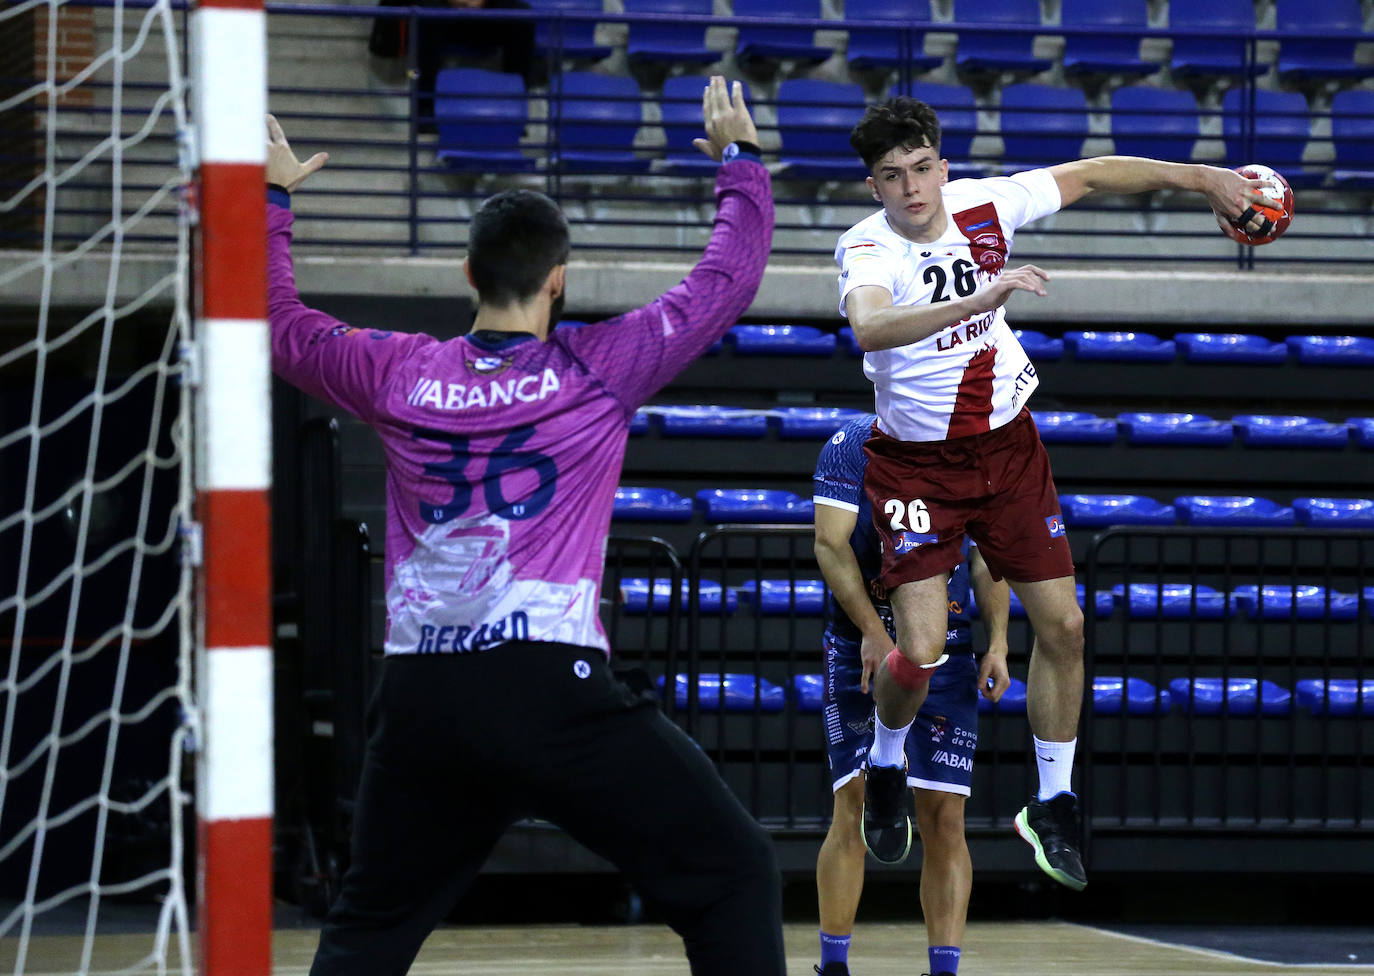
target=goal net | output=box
[0,0,211,972]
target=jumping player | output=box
[812,414,1010,976]
[835,96,1271,890]
[264,78,785,975]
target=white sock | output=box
[868,713,914,768]
[1034,735,1076,800]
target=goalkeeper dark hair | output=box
[468,190,571,307]
[849,96,942,171]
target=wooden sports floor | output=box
[7,920,1371,975]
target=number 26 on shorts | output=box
[884,497,931,533]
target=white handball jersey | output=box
[835,168,1062,443]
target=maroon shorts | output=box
[862,408,1073,586]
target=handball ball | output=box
[1220,164,1294,246]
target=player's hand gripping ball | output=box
[1220,164,1294,246]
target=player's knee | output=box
[1039,603,1084,657]
[916,798,966,850]
[890,632,944,667]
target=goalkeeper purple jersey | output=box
[267,161,772,657]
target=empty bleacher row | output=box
[422,0,1374,183]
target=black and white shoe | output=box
[814,964,849,976]
[1014,791,1087,890]
[861,760,912,864]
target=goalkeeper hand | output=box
[265,114,328,192]
[692,75,760,162]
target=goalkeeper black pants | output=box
[308,641,786,976]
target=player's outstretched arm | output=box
[969,547,1010,703]
[560,75,773,409]
[847,264,1049,353]
[1048,156,1269,222]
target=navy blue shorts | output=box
[822,632,979,795]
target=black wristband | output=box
[734,141,761,157]
[267,182,290,196]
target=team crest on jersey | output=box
[952,202,1007,274]
[929,715,949,742]
[467,354,514,377]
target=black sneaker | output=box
[814,964,849,976]
[1014,791,1087,890]
[861,761,912,864]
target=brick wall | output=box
[33,2,96,108]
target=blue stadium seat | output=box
[530,0,612,61]
[1112,583,1229,620]
[659,673,786,712]
[1093,676,1172,716]
[1175,495,1296,526]
[1230,585,1360,621]
[792,673,826,713]
[613,486,693,521]
[434,69,534,172]
[775,79,869,180]
[1287,334,1374,366]
[977,676,1028,714]
[625,0,719,65]
[735,578,827,616]
[1013,329,1064,361]
[1294,497,1374,527]
[734,0,831,65]
[696,488,813,523]
[1059,494,1176,527]
[1220,88,1323,189]
[1232,415,1350,449]
[1169,0,1263,79]
[888,82,982,179]
[1117,412,1234,446]
[1031,411,1118,444]
[1063,330,1176,362]
[1330,89,1374,190]
[1174,332,1288,365]
[1348,417,1374,448]
[660,76,751,176]
[838,327,863,357]
[1061,0,1158,78]
[1109,86,1198,162]
[1168,677,1293,717]
[620,578,735,614]
[773,407,870,440]
[548,72,649,173]
[847,0,941,72]
[999,84,1089,169]
[657,406,769,438]
[952,0,1053,74]
[630,409,650,435]
[1295,678,1374,716]
[1276,0,1374,82]
[729,324,836,356]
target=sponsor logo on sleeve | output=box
[1045,514,1066,539]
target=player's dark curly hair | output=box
[849,97,942,171]
[468,190,571,307]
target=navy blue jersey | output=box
[813,415,973,646]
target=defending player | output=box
[812,414,1010,976]
[264,78,785,975]
[835,96,1272,890]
